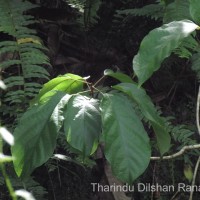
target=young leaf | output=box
[104,69,134,83]
[31,74,84,104]
[64,95,101,156]
[190,0,200,25]
[114,83,170,155]
[11,92,71,178]
[133,20,198,86]
[101,93,151,183]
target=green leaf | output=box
[104,69,134,83]
[100,93,151,183]
[133,20,198,86]
[31,74,84,104]
[113,83,171,155]
[64,95,101,156]
[11,92,71,178]
[190,0,200,25]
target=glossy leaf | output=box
[104,69,134,83]
[64,95,101,156]
[31,74,84,104]
[133,20,198,86]
[190,0,200,25]
[114,83,170,155]
[11,92,71,178]
[101,93,151,183]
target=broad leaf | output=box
[114,83,170,155]
[133,20,198,86]
[104,69,134,83]
[31,74,84,104]
[11,92,71,178]
[64,95,101,156]
[190,0,200,25]
[101,93,151,183]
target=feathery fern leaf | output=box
[115,3,164,21]
[65,0,84,12]
[0,0,50,120]
[163,0,192,23]
[66,0,101,28]
[173,35,198,59]
[191,51,200,80]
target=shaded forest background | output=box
[1,0,200,200]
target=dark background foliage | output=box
[1,0,199,199]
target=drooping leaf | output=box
[100,93,151,183]
[104,69,134,83]
[64,95,101,156]
[31,74,84,104]
[133,20,198,86]
[190,0,200,25]
[114,83,170,155]
[11,92,71,178]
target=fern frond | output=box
[191,51,200,80]
[115,3,164,21]
[163,0,191,23]
[65,0,84,12]
[173,35,198,59]
[66,0,101,28]
[84,0,101,27]
[0,0,50,121]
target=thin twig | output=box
[0,164,17,200]
[196,86,200,137]
[189,157,200,200]
[150,144,200,160]
[189,86,200,200]
[170,190,179,200]
[93,75,105,87]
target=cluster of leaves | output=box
[8,0,200,186]
[0,0,50,123]
[11,71,171,184]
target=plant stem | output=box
[189,156,200,200]
[0,164,17,200]
[189,86,200,200]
